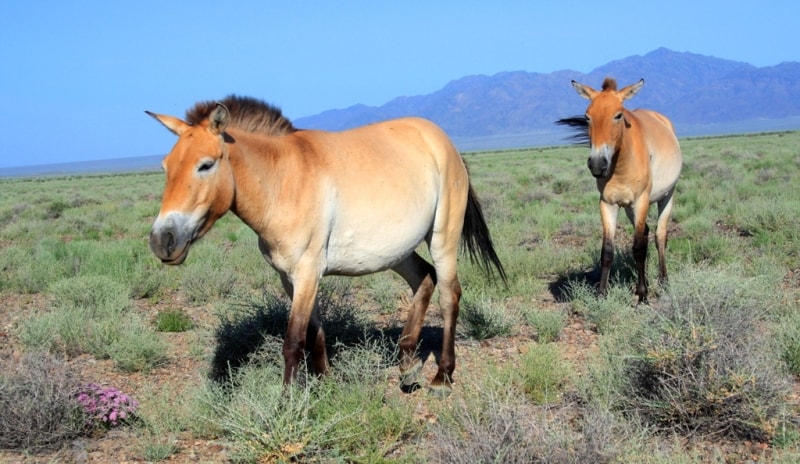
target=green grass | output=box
[518,343,568,404]
[154,308,195,332]
[524,308,566,343]
[2,131,800,459]
[19,275,167,372]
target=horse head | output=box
[571,78,643,178]
[146,104,235,265]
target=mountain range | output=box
[295,48,800,150]
[4,48,799,177]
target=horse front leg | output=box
[281,268,324,384]
[598,201,619,297]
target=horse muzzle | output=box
[587,146,612,178]
[149,213,199,265]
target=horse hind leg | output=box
[655,191,676,284]
[306,302,328,375]
[427,229,463,397]
[391,252,436,392]
[430,274,461,397]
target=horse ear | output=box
[145,111,189,136]
[209,103,229,136]
[571,80,596,100]
[619,79,645,101]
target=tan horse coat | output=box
[566,78,682,302]
[147,96,505,393]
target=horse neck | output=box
[611,115,646,176]
[225,130,283,231]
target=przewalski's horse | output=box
[146,95,506,394]
[557,78,682,303]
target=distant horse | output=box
[146,95,506,394]
[557,78,682,303]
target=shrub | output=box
[198,330,420,462]
[107,325,169,373]
[429,376,621,463]
[525,308,566,343]
[620,267,791,441]
[48,274,129,313]
[0,352,85,451]
[20,275,167,372]
[460,295,517,340]
[775,311,800,376]
[200,363,354,462]
[520,343,568,404]
[179,244,237,304]
[566,280,644,339]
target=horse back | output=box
[280,118,468,275]
[295,117,467,196]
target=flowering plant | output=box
[75,383,139,427]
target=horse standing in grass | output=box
[558,78,682,303]
[146,95,506,394]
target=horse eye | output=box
[614,112,624,121]
[197,160,216,173]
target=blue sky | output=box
[1,1,798,168]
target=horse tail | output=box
[462,184,508,284]
[555,116,590,146]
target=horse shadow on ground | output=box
[210,252,641,386]
[209,289,443,392]
[547,251,639,303]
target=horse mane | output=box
[556,77,619,145]
[555,116,590,146]
[601,77,617,91]
[185,95,297,136]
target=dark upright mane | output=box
[186,95,297,136]
[555,116,590,146]
[601,77,617,91]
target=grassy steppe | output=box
[1,131,799,462]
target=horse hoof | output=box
[400,381,422,394]
[398,360,422,391]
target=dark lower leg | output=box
[306,309,328,375]
[431,279,462,389]
[598,238,614,297]
[393,254,436,386]
[633,228,649,303]
[657,236,668,283]
[398,274,434,380]
[282,337,304,384]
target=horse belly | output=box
[323,195,435,276]
[649,153,682,203]
[324,223,430,276]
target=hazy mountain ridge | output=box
[5,48,799,177]
[295,48,800,138]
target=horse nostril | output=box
[150,226,177,257]
[165,231,175,254]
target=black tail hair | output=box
[462,185,508,284]
[555,116,590,146]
